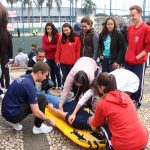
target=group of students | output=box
[11,5,150,112]
[1,57,149,149]
[0,1,150,149]
[41,17,98,88]
[41,5,150,111]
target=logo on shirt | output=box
[135,36,139,43]
[16,77,24,83]
[35,97,38,101]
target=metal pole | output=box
[32,0,33,33]
[41,6,43,33]
[70,0,71,24]
[59,7,61,30]
[110,0,112,16]
[22,1,25,51]
[143,0,146,21]
[72,0,74,25]
[75,0,77,23]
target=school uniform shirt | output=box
[42,32,60,60]
[125,23,150,65]
[59,57,98,104]
[90,91,149,150]
[110,68,139,93]
[2,74,37,119]
[15,52,29,67]
[55,36,81,65]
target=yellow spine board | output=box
[45,108,107,149]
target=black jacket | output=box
[99,31,126,65]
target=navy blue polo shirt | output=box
[2,74,37,118]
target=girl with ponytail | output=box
[89,72,148,150]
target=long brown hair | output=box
[97,72,117,93]
[61,23,77,44]
[0,2,9,56]
[74,71,90,93]
[101,17,117,39]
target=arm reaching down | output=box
[68,89,94,124]
[30,103,55,126]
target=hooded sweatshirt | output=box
[90,91,148,150]
[74,22,82,35]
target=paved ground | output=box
[0,67,150,150]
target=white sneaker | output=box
[8,122,23,131]
[32,123,53,134]
[0,94,4,99]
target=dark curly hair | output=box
[44,22,58,42]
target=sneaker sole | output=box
[32,127,53,134]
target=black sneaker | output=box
[0,89,3,95]
[134,101,141,110]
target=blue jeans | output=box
[101,58,114,73]
[37,90,60,108]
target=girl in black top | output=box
[99,17,125,72]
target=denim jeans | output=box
[37,90,60,108]
[101,58,114,73]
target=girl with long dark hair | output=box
[55,23,81,85]
[42,22,61,88]
[89,72,148,149]
[99,17,125,72]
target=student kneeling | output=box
[89,72,148,150]
[1,62,55,134]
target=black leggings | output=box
[3,94,46,128]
